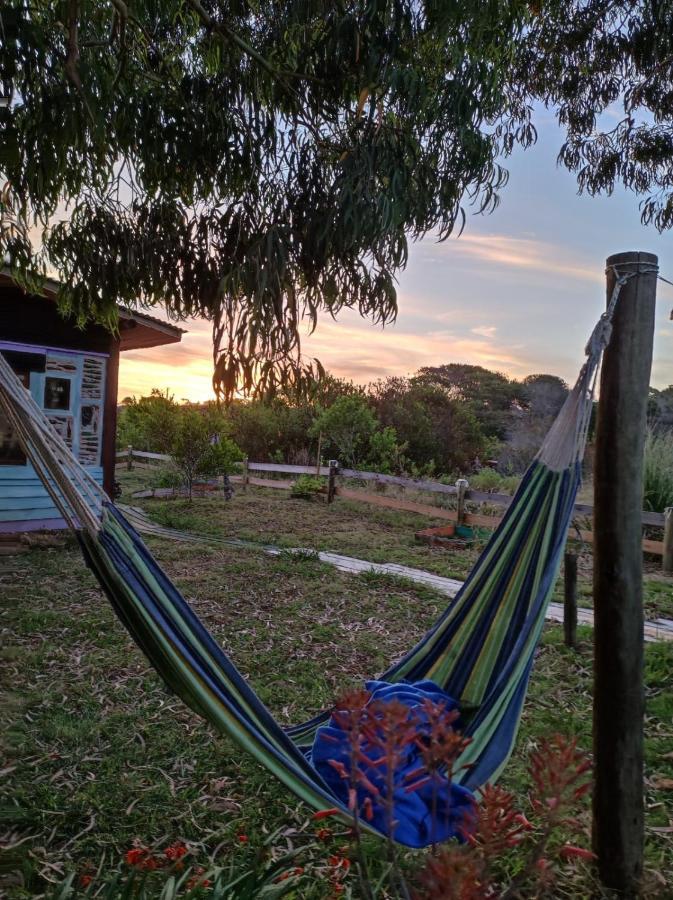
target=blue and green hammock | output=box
[0,286,626,848]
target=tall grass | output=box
[643,428,673,512]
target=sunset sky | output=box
[118,111,673,401]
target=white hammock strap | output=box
[537,260,659,472]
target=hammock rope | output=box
[0,269,647,847]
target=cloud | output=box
[471,325,497,339]
[420,232,601,284]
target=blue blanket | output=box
[311,680,475,847]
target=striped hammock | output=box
[0,280,628,848]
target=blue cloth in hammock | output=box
[311,680,475,848]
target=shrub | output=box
[643,427,673,512]
[367,426,409,474]
[291,474,325,499]
[311,395,378,468]
[171,408,243,501]
[469,467,504,493]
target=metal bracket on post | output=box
[327,460,339,504]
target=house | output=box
[0,273,184,532]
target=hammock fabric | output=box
[0,277,631,848]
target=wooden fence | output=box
[115,448,672,568]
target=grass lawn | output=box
[0,475,671,897]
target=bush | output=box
[366,426,408,474]
[643,427,673,512]
[291,474,326,499]
[170,408,243,501]
[311,395,378,468]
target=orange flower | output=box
[78,874,93,888]
[328,855,351,871]
[313,807,339,820]
[560,844,595,862]
[164,842,188,861]
[315,827,332,841]
[125,847,147,866]
[187,866,211,890]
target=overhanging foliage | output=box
[2,2,672,400]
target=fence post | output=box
[455,478,469,526]
[663,507,673,575]
[316,432,323,476]
[564,552,578,649]
[242,457,249,492]
[593,250,657,894]
[327,460,339,504]
[127,445,133,471]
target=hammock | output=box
[0,278,629,848]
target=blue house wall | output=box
[0,341,107,532]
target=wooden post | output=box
[563,552,578,649]
[127,445,133,471]
[242,457,249,492]
[455,478,469,526]
[316,431,323,476]
[663,507,673,576]
[593,251,657,894]
[327,460,338,504]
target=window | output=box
[44,376,71,411]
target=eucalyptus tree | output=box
[2,1,673,401]
[0,0,534,400]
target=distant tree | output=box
[648,386,673,429]
[521,374,568,418]
[311,395,378,468]
[413,364,524,440]
[170,407,242,501]
[116,389,180,453]
[499,374,569,473]
[369,376,488,474]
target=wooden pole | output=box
[563,552,578,649]
[127,445,133,471]
[242,457,249,492]
[455,478,469,526]
[316,431,323,476]
[327,460,338,504]
[593,251,657,894]
[663,507,673,576]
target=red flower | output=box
[125,847,147,866]
[294,866,304,875]
[328,855,351,871]
[187,867,211,890]
[78,874,93,888]
[313,807,339,820]
[164,842,188,861]
[560,844,595,862]
[316,827,332,841]
[237,833,249,843]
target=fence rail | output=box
[116,448,671,565]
